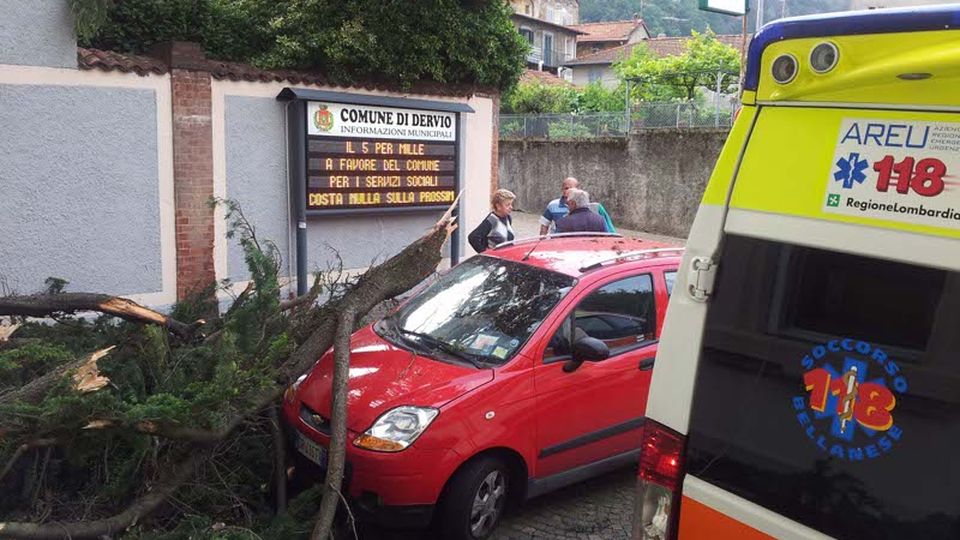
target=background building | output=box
[569,19,650,57]
[564,34,748,88]
[509,0,582,74]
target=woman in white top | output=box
[468,189,516,253]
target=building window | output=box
[520,27,534,44]
[543,32,555,65]
[589,68,603,83]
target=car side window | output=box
[544,274,656,361]
[665,270,676,297]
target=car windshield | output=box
[379,256,575,367]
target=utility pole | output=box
[714,71,724,128]
[624,79,632,134]
[756,0,765,30]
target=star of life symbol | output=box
[833,152,870,189]
[794,340,907,462]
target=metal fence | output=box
[630,100,738,130]
[499,112,628,139]
[500,101,738,140]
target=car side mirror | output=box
[562,337,610,373]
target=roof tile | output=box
[76,47,493,98]
[566,34,751,66]
[519,69,572,87]
[569,20,642,43]
[77,48,167,76]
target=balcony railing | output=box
[526,46,575,68]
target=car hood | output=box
[296,325,494,432]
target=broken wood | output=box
[72,346,115,393]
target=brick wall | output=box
[164,44,216,300]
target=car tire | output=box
[438,456,510,540]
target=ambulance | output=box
[634,5,960,540]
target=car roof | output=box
[486,234,683,277]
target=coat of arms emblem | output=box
[314,104,334,132]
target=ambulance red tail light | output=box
[635,419,686,540]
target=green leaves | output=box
[501,80,625,114]
[502,82,579,114]
[615,30,740,100]
[69,0,113,42]
[80,0,526,91]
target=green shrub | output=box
[77,0,526,91]
[502,82,578,114]
[548,120,593,139]
[576,82,625,113]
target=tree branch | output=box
[268,407,287,513]
[311,308,355,540]
[0,347,114,408]
[0,293,198,339]
[0,438,57,484]
[0,451,204,539]
[282,209,457,380]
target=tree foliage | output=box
[615,30,740,100]
[0,203,294,535]
[577,81,626,113]
[0,195,457,538]
[73,0,528,91]
[501,82,578,113]
[501,81,624,114]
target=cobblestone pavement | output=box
[355,466,635,540]
[490,466,635,540]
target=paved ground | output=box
[509,211,684,246]
[355,466,635,540]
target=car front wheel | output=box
[438,456,510,540]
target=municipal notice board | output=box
[305,101,458,213]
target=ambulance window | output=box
[685,234,960,540]
[774,246,945,352]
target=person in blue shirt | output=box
[538,177,615,235]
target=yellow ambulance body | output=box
[636,5,960,540]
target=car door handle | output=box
[638,357,655,371]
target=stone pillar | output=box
[152,42,216,300]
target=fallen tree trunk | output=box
[0,293,197,339]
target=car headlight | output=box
[353,406,439,452]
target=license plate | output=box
[295,432,328,468]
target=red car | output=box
[283,234,681,539]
